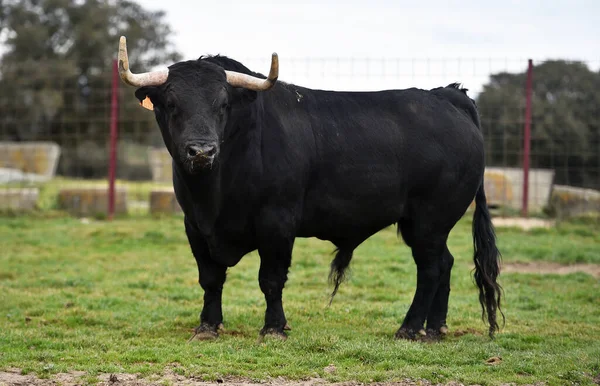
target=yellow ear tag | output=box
[140,96,154,110]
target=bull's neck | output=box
[173,103,261,224]
[172,158,221,237]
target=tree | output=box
[0,0,181,178]
[477,60,600,189]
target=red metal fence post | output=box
[522,59,533,217]
[108,59,119,220]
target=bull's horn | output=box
[225,53,279,91]
[118,36,169,87]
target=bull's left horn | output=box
[225,53,279,91]
[118,36,169,87]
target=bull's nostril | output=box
[187,144,217,160]
[187,148,198,157]
[206,147,217,157]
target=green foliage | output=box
[0,0,180,177]
[0,216,599,385]
[477,60,600,190]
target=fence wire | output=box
[1,57,598,218]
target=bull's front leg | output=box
[256,215,295,340]
[257,238,293,339]
[185,218,227,340]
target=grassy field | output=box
[0,214,599,385]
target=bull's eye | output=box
[219,103,229,116]
[166,98,177,113]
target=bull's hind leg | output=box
[396,220,449,340]
[425,246,454,339]
[185,218,227,340]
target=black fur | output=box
[133,55,503,339]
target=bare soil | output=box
[0,368,548,386]
[0,369,428,386]
[502,261,600,278]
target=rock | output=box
[0,141,61,181]
[323,364,336,374]
[484,167,555,211]
[147,147,172,183]
[483,170,513,208]
[58,187,128,217]
[550,185,600,219]
[0,168,49,184]
[0,188,39,211]
[468,167,555,212]
[149,188,182,215]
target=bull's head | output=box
[117,36,278,174]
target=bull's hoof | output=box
[395,327,427,341]
[257,327,288,342]
[424,324,448,340]
[188,323,219,341]
[424,329,444,341]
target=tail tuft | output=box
[472,183,505,338]
[328,248,354,305]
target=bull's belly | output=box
[296,189,405,241]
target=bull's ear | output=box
[139,96,154,110]
[134,87,158,111]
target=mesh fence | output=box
[1,57,598,218]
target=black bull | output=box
[130,54,503,341]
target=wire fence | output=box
[1,57,599,218]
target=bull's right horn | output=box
[225,53,279,91]
[118,36,169,87]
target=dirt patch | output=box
[451,328,482,338]
[503,262,600,278]
[492,217,554,230]
[0,370,418,386]
[0,368,549,386]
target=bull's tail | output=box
[328,248,353,305]
[472,182,504,338]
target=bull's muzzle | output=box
[185,143,218,172]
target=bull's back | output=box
[290,86,483,240]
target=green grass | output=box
[493,216,600,264]
[0,215,598,385]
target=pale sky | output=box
[137,0,600,96]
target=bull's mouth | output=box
[186,154,217,173]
